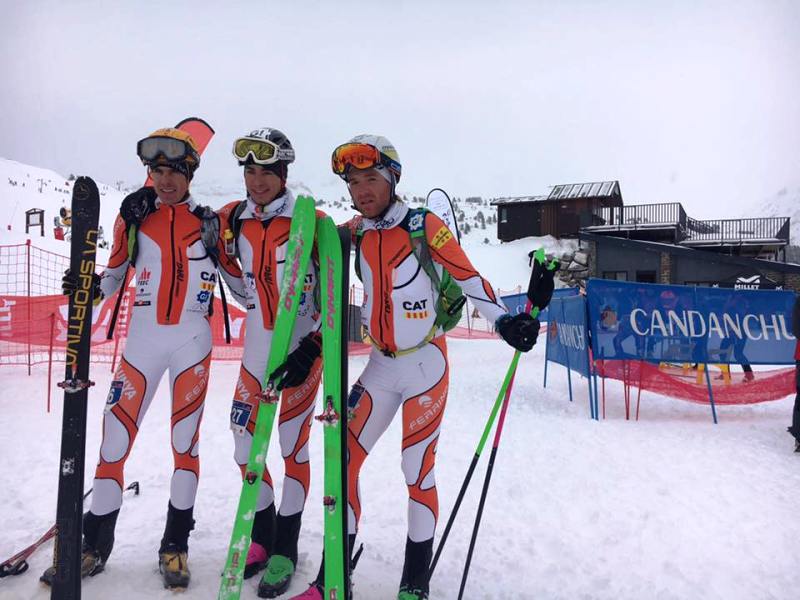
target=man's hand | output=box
[269,332,322,390]
[496,313,540,352]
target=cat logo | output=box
[404,299,429,319]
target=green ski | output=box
[218,195,317,600]
[315,216,351,599]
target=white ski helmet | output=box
[334,134,402,183]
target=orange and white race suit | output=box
[218,191,323,519]
[90,195,244,516]
[346,200,508,543]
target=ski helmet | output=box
[137,128,200,180]
[331,134,401,183]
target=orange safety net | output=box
[595,359,795,405]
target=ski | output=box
[315,217,351,599]
[50,177,101,600]
[29,482,139,585]
[218,195,317,600]
[426,188,461,243]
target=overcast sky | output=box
[2,0,798,217]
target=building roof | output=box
[490,194,549,205]
[549,181,620,200]
[491,180,621,205]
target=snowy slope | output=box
[756,185,800,245]
[1,156,567,291]
[0,158,125,249]
[1,342,798,599]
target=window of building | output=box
[636,271,657,283]
[602,271,627,281]
[499,207,508,223]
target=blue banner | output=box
[586,279,797,365]
[502,287,579,321]
[546,295,591,377]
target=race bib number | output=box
[230,400,253,436]
[105,380,124,413]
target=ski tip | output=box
[426,187,450,200]
[73,176,99,199]
[174,117,215,134]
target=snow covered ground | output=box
[1,339,799,600]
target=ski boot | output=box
[398,537,432,600]
[787,427,800,452]
[289,533,361,600]
[40,509,119,586]
[398,586,429,600]
[245,504,275,579]
[288,583,323,599]
[258,512,302,597]
[159,544,190,589]
[158,503,194,589]
[40,546,105,586]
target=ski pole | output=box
[0,481,140,578]
[428,326,525,579]
[456,253,557,598]
[430,249,556,581]
[456,334,527,598]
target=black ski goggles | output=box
[137,136,196,164]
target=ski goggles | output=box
[331,143,400,178]
[232,137,291,165]
[137,136,196,165]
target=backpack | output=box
[355,207,466,332]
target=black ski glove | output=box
[270,332,322,391]
[527,254,558,314]
[496,313,540,352]
[62,268,103,302]
[120,186,158,228]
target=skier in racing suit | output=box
[292,135,540,600]
[43,127,246,590]
[219,128,325,598]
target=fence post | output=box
[47,312,55,413]
[111,334,120,373]
[26,239,31,375]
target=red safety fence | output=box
[0,241,499,372]
[594,359,795,419]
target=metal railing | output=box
[585,203,790,246]
[684,216,790,244]
[589,203,686,230]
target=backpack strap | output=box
[227,200,248,259]
[191,204,221,267]
[354,219,365,282]
[403,208,443,290]
[191,203,233,344]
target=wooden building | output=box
[491,180,623,242]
